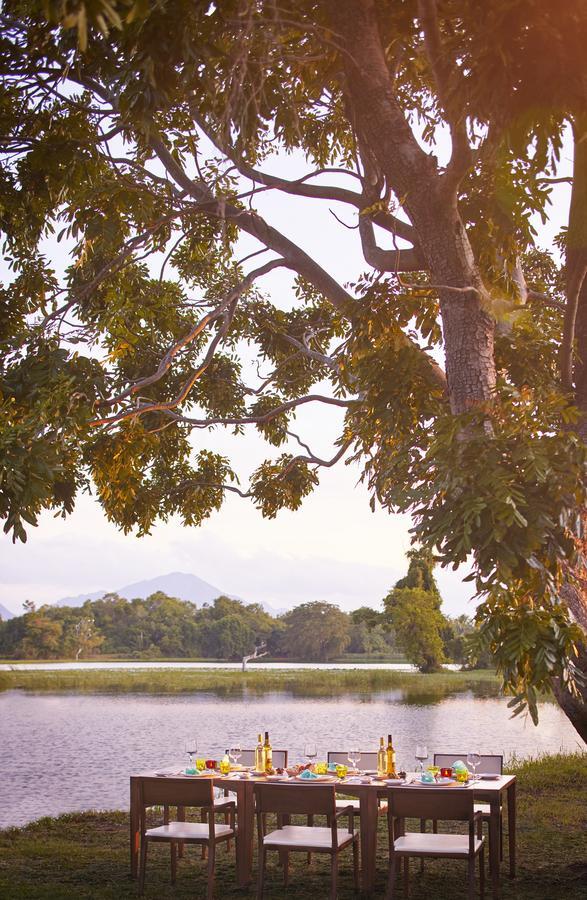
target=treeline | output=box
[0,571,488,670]
[0,593,402,661]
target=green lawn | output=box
[0,754,585,899]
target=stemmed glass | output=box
[229,743,242,768]
[185,737,198,772]
[304,742,317,765]
[467,751,481,782]
[415,743,428,773]
[348,749,361,772]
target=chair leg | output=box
[224,811,231,853]
[257,845,266,899]
[283,851,289,886]
[499,813,503,861]
[386,855,397,900]
[403,857,409,896]
[468,855,475,900]
[432,818,438,834]
[139,837,148,896]
[207,840,216,900]
[420,819,426,873]
[170,841,177,884]
[480,847,485,900]
[353,836,360,891]
[201,809,208,859]
[331,852,338,900]
[307,813,314,864]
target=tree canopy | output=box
[1,1,587,736]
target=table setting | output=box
[131,733,517,897]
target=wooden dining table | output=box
[130,770,516,897]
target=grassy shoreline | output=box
[0,666,500,697]
[0,753,585,898]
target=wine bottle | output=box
[220,750,231,775]
[255,733,265,773]
[377,737,387,778]
[386,733,397,777]
[263,730,273,773]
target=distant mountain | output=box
[54,571,285,616]
[0,602,15,620]
[57,571,224,608]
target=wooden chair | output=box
[238,748,289,769]
[385,786,485,899]
[138,776,236,899]
[254,782,360,899]
[327,751,388,817]
[433,753,504,864]
[208,749,289,856]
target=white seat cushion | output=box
[213,796,234,808]
[146,822,233,841]
[394,833,484,857]
[335,799,388,814]
[264,825,357,850]
[474,803,491,816]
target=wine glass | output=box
[348,749,361,772]
[229,743,242,768]
[304,742,317,764]
[415,743,428,773]
[185,737,198,771]
[467,751,481,782]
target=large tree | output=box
[1,1,587,737]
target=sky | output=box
[0,120,573,619]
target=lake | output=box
[0,687,582,829]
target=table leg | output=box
[507,781,516,878]
[359,790,378,894]
[235,781,254,887]
[130,777,140,879]
[489,797,500,899]
[177,804,185,858]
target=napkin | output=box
[299,769,319,779]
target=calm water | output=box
[0,689,582,829]
[0,662,430,671]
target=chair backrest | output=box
[327,751,378,769]
[139,777,214,812]
[433,753,503,775]
[386,786,476,822]
[239,748,288,768]
[254,782,336,817]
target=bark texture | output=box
[329,0,496,415]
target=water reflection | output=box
[0,689,581,829]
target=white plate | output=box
[478,773,501,780]
[154,770,181,777]
[295,774,335,782]
[266,774,289,782]
[410,779,458,787]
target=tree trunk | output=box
[331,0,587,741]
[557,208,587,743]
[330,0,496,416]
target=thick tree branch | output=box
[194,111,417,244]
[358,217,425,272]
[418,0,472,191]
[148,133,354,312]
